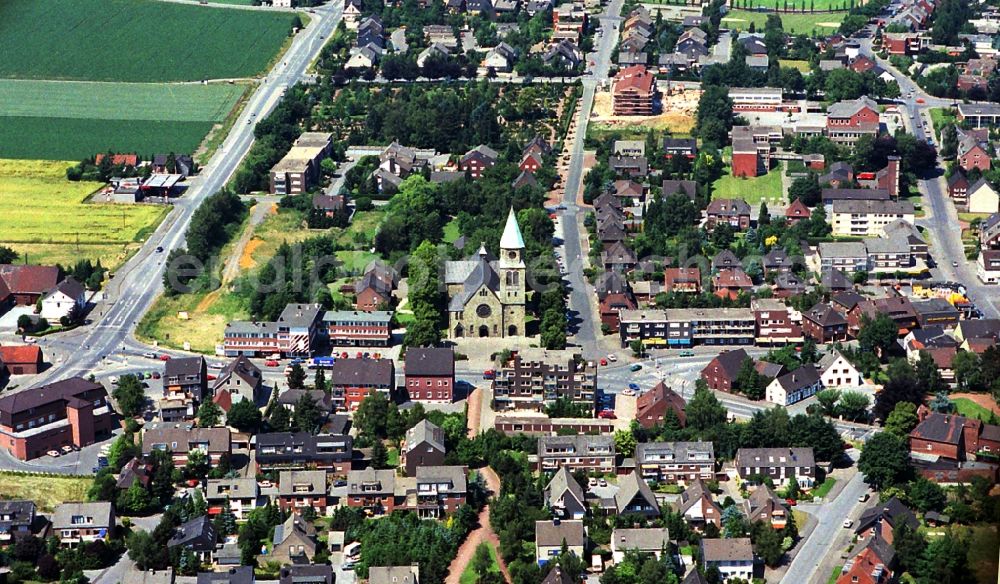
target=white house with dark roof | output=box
[40,277,86,322]
[610,527,670,564]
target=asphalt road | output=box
[27,3,345,388]
[868,43,1000,319]
[782,451,870,584]
[559,0,624,359]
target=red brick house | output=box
[882,33,919,55]
[855,496,917,544]
[910,408,1000,460]
[802,303,848,343]
[947,171,969,204]
[700,349,751,392]
[596,271,636,332]
[612,66,656,116]
[0,265,59,306]
[705,199,751,230]
[328,358,395,412]
[848,55,876,74]
[278,470,328,515]
[404,347,454,403]
[957,135,991,173]
[785,198,810,225]
[0,377,116,461]
[347,468,396,516]
[354,271,393,311]
[836,536,894,584]
[94,153,139,167]
[712,268,753,300]
[663,268,701,293]
[634,381,686,428]
[401,419,447,476]
[519,152,544,174]
[0,345,43,375]
[412,466,467,518]
[459,145,498,179]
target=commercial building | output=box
[492,349,597,412]
[323,310,392,347]
[619,308,755,347]
[224,303,325,358]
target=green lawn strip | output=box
[722,10,845,35]
[386,447,400,468]
[951,398,995,421]
[929,107,957,139]
[779,59,812,73]
[810,477,837,499]
[0,0,298,82]
[460,543,500,584]
[824,565,842,584]
[711,164,785,207]
[0,117,213,160]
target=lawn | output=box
[0,160,169,268]
[952,398,996,421]
[336,251,380,274]
[0,0,299,82]
[929,107,957,138]
[711,164,785,207]
[722,10,845,34]
[335,210,385,247]
[460,543,500,584]
[810,477,837,499]
[0,472,92,512]
[386,447,400,468]
[443,218,462,244]
[824,566,842,584]
[0,80,247,160]
[779,59,812,72]
[136,286,250,354]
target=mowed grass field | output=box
[712,163,786,206]
[0,160,169,268]
[0,0,298,82]
[0,472,91,512]
[722,10,845,34]
[0,79,247,159]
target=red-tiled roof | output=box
[0,265,59,296]
[94,153,139,166]
[0,345,41,365]
[613,65,654,94]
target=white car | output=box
[588,477,598,487]
[843,519,854,528]
[607,354,618,362]
[142,352,157,359]
[622,389,635,396]
[598,478,608,487]
[46,450,61,458]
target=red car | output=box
[598,409,617,419]
[785,498,797,506]
[482,369,496,380]
[159,354,171,361]
[265,360,279,367]
[599,358,608,366]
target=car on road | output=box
[785,498,797,506]
[858,493,870,503]
[143,352,157,359]
[152,372,160,379]
[843,519,853,528]
[483,369,496,380]
[628,383,640,391]
[209,362,224,370]
[109,376,119,384]
[622,389,635,396]
[47,450,61,458]
[155,246,163,253]
[607,354,617,362]
[598,409,617,419]
[159,354,171,361]
[952,260,959,267]
[679,350,695,357]
[265,360,279,367]
[629,364,642,372]
[599,358,607,366]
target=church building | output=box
[446,208,527,338]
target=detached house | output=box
[168,516,217,563]
[52,502,114,548]
[535,520,585,566]
[674,479,721,529]
[743,485,790,529]
[634,381,686,428]
[40,277,86,322]
[610,528,670,564]
[404,347,455,403]
[701,538,755,582]
[459,145,499,179]
[765,364,822,406]
[0,501,36,543]
[412,466,468,518]
[544,466,586,519]
[700,349,751,392]
[401,419,447,476]
[270,514,317,566]
[615,470,660,517]
[705,199,752,230]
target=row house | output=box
[255,432,353,475]
[278,470,328,516]
[323,310,392,347]
[802,303,849,343]
[142,424,231,468]
[206,478,259,521]
[735,447,816,487]
[410,466,467,518]
[537,434,615,473]
[52,502,114,548]
[753,298,803,345]
[346,468,397,516]
[224,303,324,358]
[619,308,756,347]
[0,377,116,461]
[635,441,715,484]
[493,414,615,436]
[492,349,597,412]
[404,347,455,403]
[596,271,637,333]
[328,358,395,412]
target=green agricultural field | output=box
[0,79,247,159]
[722,10,846,34]
[0,0,299,82]
[0,160,168,268]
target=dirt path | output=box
[221,199,276,284]
[445,467,511,584]
[467,386,483,438]
[950,393,1000,414]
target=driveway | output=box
[0,428,120,474]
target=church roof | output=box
[447,257,501,311]
[500,208,526,249]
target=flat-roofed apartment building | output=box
[492,349,597,412]
[831,200,915,237]
[323,310,392,347]
[224,303,324,358]
[729,87,783,111]
[635,441,715,484]
[269,133,333,195]
[619,308,755,347]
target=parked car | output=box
[159,354,171,361]
[265,360,279,367]
[142,352,157,359]
[47,450,61,458]
[785,498,797,506]
[607,354,617,362]
[599,358,608,366]
[61,445,75,454]
[152,371,161,379]
[842,519,853,528]
[629,364,642,372]
[622,389,635,396]
[628,383,640,391]
[858,493,869,503]
[598,478,607,487]
[483,369,496,380]
[598,409,617,419]
[679,350,695,357]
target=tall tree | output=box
[858,432,911,490]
